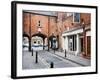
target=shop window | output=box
[73,35,77,51]
[68,35,77,51]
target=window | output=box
[73,13,80,23]
[68,35,77,51]
[38,20,41,27]
[38,21,40,26]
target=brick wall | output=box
[23,12,91,50]
[23,12,57,38]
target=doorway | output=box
[80,38,83,52]
[87,36,91,56]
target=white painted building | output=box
[62,26,91,56]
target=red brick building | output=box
[23,11,91,58]
[23,11,58,51]
[61,12,91,58]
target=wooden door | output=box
[87,36,91,56]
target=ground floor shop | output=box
[62,27,91,59]
[23,33,59,51]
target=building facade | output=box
[23,10,91,58]
[61,13,91,58]
[23,11,59,50]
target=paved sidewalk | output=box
[50,50,91,66]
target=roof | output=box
[23,10,57,17]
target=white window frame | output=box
[73,13,80,23]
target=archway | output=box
[23,33,30,51]
[32,32,47,50]
[49,35,58,50]
[31,36,43,50]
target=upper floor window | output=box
[73,13,80,23]
[38,20,41,27]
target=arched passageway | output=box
[49,35,59,50]
[23,32,60,51]
[31,33,47,50]
[31,36,43,50]
[23,33,30,51]
[23,33,48,51]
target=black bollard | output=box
[35,51,38,63]
[32,49,33,56]
[65,49,67,57]
[54,47,56,54]
[54,49,55,54]
[50,62,54,68]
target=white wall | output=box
[62,37,65,50]
[0,0,99,80]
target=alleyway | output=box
[22,50,90,69]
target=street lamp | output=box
[48,17,50,51]
[81,19,86,56]
[53,37,56,53]
[29,13,32,52]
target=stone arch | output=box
[49,35,58,49]
[32,32,47,39]
[31,33,47,50]
[23,33,30,50]
[23,33,30,39]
